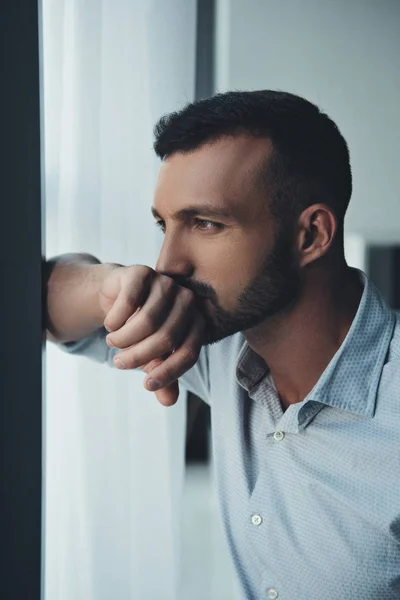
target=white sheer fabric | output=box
[42,2,196,598]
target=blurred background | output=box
[2,1,400,599]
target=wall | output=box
[215,0,400,244]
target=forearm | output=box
[44,253,120,343]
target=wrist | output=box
[45,254,124,342]
[95,263,123,321]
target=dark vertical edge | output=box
[392,248,400,310]
[185,0,216,465]
[368,246,394,307]
[0,2,43,599]
[38,1,47,597]
[195,0,216,100]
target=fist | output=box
[99,265,205,406]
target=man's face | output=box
[153,135,302,344]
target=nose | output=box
[155,232,194,278]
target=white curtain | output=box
[42,2,196,599]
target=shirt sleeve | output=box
[59,328,211,405]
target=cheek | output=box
[194,233,269,311]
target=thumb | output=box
[101,269,140,332]
[104,291,140,332]
[101,266,152,332]
[99,267,124,330]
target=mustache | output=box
[161,273,218,303]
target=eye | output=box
[155,220,166,233]
[194,218,225,232]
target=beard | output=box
[168,227,303,345]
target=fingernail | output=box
[104,324,112,333]
[106,338,115,348]
[147,378,161,391]
[114,357,126,369]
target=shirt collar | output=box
[236,269,395,418]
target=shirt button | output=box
[267,588,279,599]
[273,431,285,441]
[251,514,263,526]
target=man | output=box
[46,91,400,599]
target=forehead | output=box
[153,135,273,219]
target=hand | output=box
[99,265,205,406]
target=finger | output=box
[140,358,164,375]
[154,381,180,407]
[143,315,204,391]
[104,267,153,332]
[107,275,179,348]
[113,292,195,368]
[140,359,179,406]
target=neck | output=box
[244,262,364,410]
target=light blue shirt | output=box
[63,270,400,599]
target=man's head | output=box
[152,90,352,343]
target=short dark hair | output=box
[154,90,352,237]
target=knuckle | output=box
[159,331,176,351]
[159,275,175,293]
[158,365,171,383]
[179,287,195,305]
[181,345,199,367]
[132,264,154,278]
[124,265,154,292]
[125,353,140,369]
[122,294,137,310]
[138,311,157,333]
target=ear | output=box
[297,204,338,268]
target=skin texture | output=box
[104,134,363,409]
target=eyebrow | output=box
[151,204,235,221]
